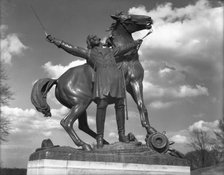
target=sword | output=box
[29,4,48,37]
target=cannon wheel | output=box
[146,132,169,153]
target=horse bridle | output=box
[119,16,153,41]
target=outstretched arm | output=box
[46,35,89,60]
[113,39,142,60]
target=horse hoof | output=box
[82,144,92,151]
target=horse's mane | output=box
[107,11,124,32]
[107,22,118,32]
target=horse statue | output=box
[31,12,169,152]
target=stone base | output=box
[27,159,190,175]
[27,142,190,175]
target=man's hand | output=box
[136,39,143,45]
[46,35,54,43]
[135,39,143,49]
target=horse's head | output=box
[110,12,153,33]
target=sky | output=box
[0,0,223,168]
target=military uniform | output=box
[89,46,126,100]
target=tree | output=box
[0,61,13,141]
[187,129,215,168]
[213,119,224,162]
[185,149,217,170]
[215,120,224,150]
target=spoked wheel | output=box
[146,132,169,153]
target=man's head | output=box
[86,34,101,49]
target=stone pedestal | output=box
[27,142,190,175]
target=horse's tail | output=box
[31,78,57,117]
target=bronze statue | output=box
[46,34,142,148]
[31,13,157,151]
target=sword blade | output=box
[30,4,48,36]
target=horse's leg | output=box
[78,111,109,145]
[127,80,157,135]
[60,103,92,151]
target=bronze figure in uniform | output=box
[46,34,142,148]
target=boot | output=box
[118,130,129,143]
[96,99,108,148]
[115,100,129,143]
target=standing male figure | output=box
[46,34,142,148]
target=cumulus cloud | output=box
[0,105,63,136]
[144,82,208,99]
[43,60,86,78]
[189,120,219,132]
[170,134,188,144]
[108,132,118,138]
[1,106,36,118]
[150,101,173,109]
[128,0,223,108]
[0,25,28,64]
[159,67,173,77]
[51,106,69,119]
[87,116,96,125]
[177,85,209,97]
[130,0,223,53]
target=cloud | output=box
[0,105,63,135]
[1,106,36,118]
[108,132,118,138]
[189,120,219,132]
[170,134,188,144]
[43,60,86,78]
[159,67,173,77]
[129,0,223,107]
[177,85,209,97]
[150,101,173,109]
[130,0,223,53]
[0,25,28,64]
[42,131,52,137]
[87,116,96,125]
[144,82,208,99]
[51,106,69,119]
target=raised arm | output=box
[113,39,142,60]
[46,35,89,60]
